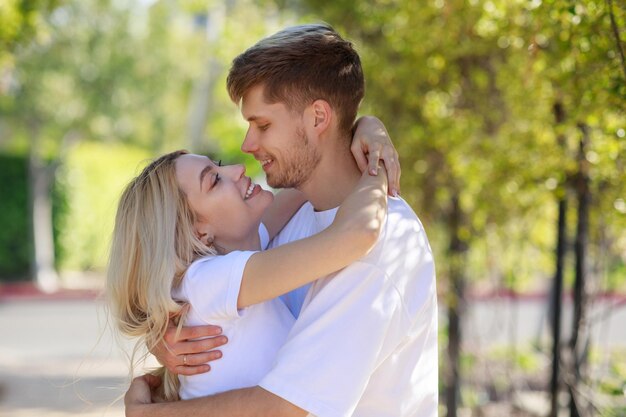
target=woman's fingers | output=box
[368,146,382,175]
[351,141,369,173]
[380,147,401,196]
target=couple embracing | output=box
[108,23,438,417]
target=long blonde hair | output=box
[106,150,215,401]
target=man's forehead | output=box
[241,86,287,121]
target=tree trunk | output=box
[550,101,567,417]
[446,191,467,417]
[569,123,591,417]
[28,141,59,292]
[187,4,225,153]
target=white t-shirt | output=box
[171,226,295,400]
[259,198,438,417]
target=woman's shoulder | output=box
[186,250,258,280]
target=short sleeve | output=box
[259,262,403,417]
[180,251,256,322]
[259,223,270,250]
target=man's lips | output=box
[259,158,273,171]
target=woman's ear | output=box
[195,222,214,246]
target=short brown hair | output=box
[227,23,364,136]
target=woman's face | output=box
[175,154,273,247]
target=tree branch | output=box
[607,0,626,83]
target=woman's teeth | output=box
[245,183,255,199]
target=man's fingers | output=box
[177,335,228,355]
[173,364,212,376]
[169,335,228,356]
[182,350,223,366]
[175,325,222,342]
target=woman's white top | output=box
[171,225,295,399]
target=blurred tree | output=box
[1,0,176,289]
[0,0,63,62]
[274,0,625,415]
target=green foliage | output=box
[0,154,31,279]
[293,0,626,292]
[55,142,150,271]
[0,0,63,63]
[0,152,67,280]
[0,0,623,291]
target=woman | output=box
[107,146,389,400]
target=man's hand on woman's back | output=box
[151,323,227,376]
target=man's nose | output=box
[241,128,258,154]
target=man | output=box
[125,23,438,417]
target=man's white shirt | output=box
[261,197,438,417]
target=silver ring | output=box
[183,354,187,366]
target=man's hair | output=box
[227,23,364,136]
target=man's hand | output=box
[151,323,228,376]
[352,115,401,197]
[125,374,161,416]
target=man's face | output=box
[240,85,321,189]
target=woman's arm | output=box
[352,116,401,197]
[261,189,307,241]
[237,168,388,309]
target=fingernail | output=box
[392,189,399,197]
[370,169,377,175]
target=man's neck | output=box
[298,139,361,211]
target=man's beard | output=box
[267,127,321,189]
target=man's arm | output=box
[126,378,306,417]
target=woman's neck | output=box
[214,226,262,254]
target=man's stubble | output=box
[267,127,322,190]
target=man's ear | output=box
[309,99,332,135]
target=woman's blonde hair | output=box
[106,150,215,401]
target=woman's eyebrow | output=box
[199,164,214,190]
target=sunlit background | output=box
[0,0,625,416]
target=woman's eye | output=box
[259,124,269,131]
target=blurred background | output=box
[0,0,625,416]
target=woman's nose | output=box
[222,164,245,180]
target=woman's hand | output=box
[352,116,401,197]
[150,323,227,376]
[330,165,388,257]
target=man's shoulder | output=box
[363,197,433,266]
[385,197,427,240]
